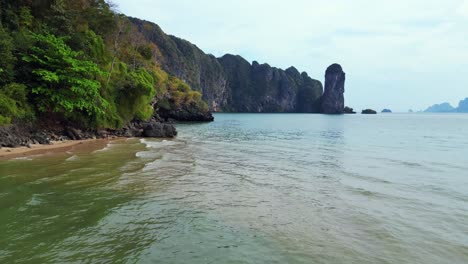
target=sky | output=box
[113,0,468,112]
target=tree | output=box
[22,32,108,125]
[0,23,15,86]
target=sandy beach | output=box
[0,138,122,160]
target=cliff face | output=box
[320,64,346,114]
[219,55,323,112]
[130,18,323,113]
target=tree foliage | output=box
[22,32,108,123]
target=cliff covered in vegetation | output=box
[130,17,324,113]
[0,0,211,132]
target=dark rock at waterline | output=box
[362,109,377,114]
[143,122,177,138]
[382,109,392,113]
[320,64,346,114]
[344,106,356,114]
[0,119,177,148]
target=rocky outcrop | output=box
[0,119,177,148]
[130,17,323,113]
[362,109,377,114]
[320,64,345,114]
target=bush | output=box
[0,83,33,125]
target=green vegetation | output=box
[0,0,207,128]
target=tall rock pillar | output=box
[320,64,345,114]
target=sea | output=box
[0,113,467,264]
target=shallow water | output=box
[1,113,467,263]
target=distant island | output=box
[362,109,377,114]
[382,109,392,113]
[424,98,468,113]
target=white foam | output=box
[14,157,33,161]
[92,143,113,153]
[66,155,80,162]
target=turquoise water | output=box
[1,113,467,263]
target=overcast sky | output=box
[113,0,468,112]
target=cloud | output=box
[458,0,468,16]
[113,0,468,111]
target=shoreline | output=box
[0,138,121,160]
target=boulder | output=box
[143,122,177,138]
[320,64,346,114]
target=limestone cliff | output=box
[130,17,323,113]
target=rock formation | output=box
[320,64,346,114]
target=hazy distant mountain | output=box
[456,98,468,112]
[424,102,455,113]
[424,98,468,113]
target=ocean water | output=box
[0,113,467,264]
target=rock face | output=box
[362,109,377,114]
[130,17,323,113]
[158,105,214,122]
[219,55,323,112]
[320,64,346,114]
